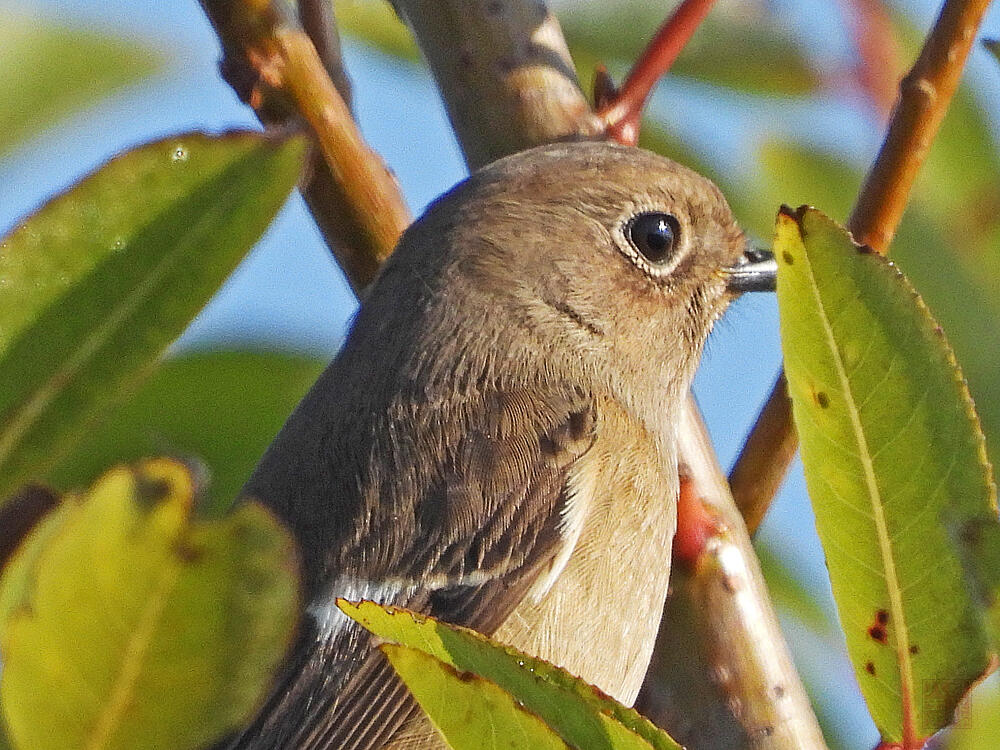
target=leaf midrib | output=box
[799,241,917,741]
[0,152,255,479]
[86,547,181,750]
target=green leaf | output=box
[48,350,324,516]
[945,678,1000,750]
[1,17,159,154]
[0,132,305,504]
[559,2,819,96]
[381,644,572,750]
[335,1,420,61]
[775,207,996,743]
[952,516,1000,650]
[0,459,300,750]
[341,601,677,750]
[754,540,832,637]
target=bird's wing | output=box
[229,386,597,750]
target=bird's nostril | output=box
[744,246,772,264]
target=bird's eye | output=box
[627,212,681,266]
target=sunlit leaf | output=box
[1,16,159,154]
[381,644,572,750]
[341,601,680,750]
[0,132,305,503]
[775,207,996,743]
[0,459,300,750]
[48,350,324,516]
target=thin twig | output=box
[597,0,718,146]
[837,0,902,118]
[199,0,411,291]
[729,0,992,533]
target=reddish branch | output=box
[839,0,902,118]
[597,0,718,145]
[729,0,992,542]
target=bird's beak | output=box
[723,245,777,293]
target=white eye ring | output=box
[613,206,689,279]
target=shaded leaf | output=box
[952,516,1000,650]
[336,0,419,61]
[754,540,832,637]
[944,677,1000,750]
[341,601,678,750]
[775,207,996,742]
[49,350,324,517]
[1,17,159,154]
[0,459,300,750]
[0,132,305,503]
[559,2,819,96]
[749,140,861,240]
[381,644,572,750]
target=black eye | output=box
[627,212,681,266]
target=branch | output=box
[199,0,411,291]
[389,0,602,169]
[638,401,827,749]
[729,0,992,532]
[597,0,718,146]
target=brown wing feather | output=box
[228,389,596,749]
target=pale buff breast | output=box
[386,397,678,749]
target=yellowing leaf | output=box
[381,644,572,750]
[775,207,996,744]
[0,460,300,750]
[341,600,675,750]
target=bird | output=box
[228,139,776,749]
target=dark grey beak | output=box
[723,246,777,293]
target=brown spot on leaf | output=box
[909,644,920,655]
[0,484,60,571]
[782,250,794,265]
[868,610,890,643]
[865,661,876,675]
[173,539,204,563]
[136,476,172,505]
[815,391,830,409]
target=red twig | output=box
[838,0,902,119]
[598,0,718,145]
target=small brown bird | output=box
[230,141,775,749]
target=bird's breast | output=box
[492,396,678,706]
